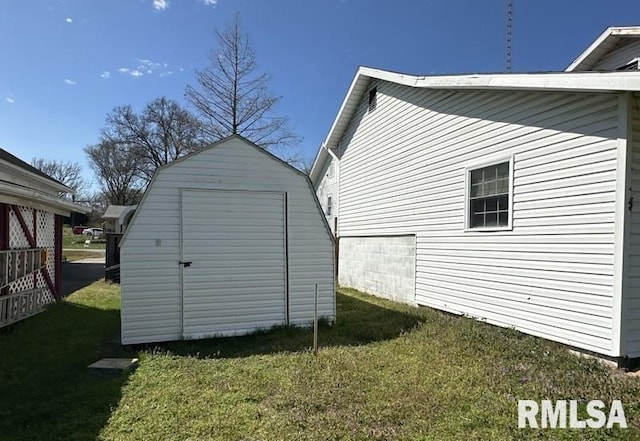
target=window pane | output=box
[471,198,485,214]
[486,196,497,212]
[485,212,498,226]
[497,162,509,179]
[471,183,482,198]
[498,195,508,211]
[499,211,508,226]
[471,170,482,185]
[496,178,509,194]
[471,213,484,228]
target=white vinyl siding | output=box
[120,138,335,345]
[625,94,640,356]
[338,81,621,356]
[181,190,286,338]
[316,156,339,233]
[592,39,640,71]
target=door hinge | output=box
[179,261,192,268]
[629,196,634,212]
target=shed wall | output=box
[336,80,621,356]
[120,138,335,344]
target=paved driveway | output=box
[62,256,106,297]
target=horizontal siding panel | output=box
[419,253,612,276]
[516,139,616,172]
[513,212,614,227]
[419,248,612,265]
[420,284,611,329]
[416,258,612,285]
[415,270,612,306]
[515,193,615,211]
[513,181,616,203]
[418,295,612,353]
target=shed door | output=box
[180,189,287,339]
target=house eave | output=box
[566,26,640,72]
[0,181,90,216]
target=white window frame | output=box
[326,194,333,217]
[464,156,514,232]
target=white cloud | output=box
[65,17,73,23]
[137,58,161,70]
[5,97,14,104]
[100,71,111,79]
[115,59,173,78]
[200,0,218,6]
[64,78,77,85]
[153,0,168,11]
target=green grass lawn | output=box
[1,283,640,440]
[63,225,106,250]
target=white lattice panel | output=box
[7,206,55,305]
[9,206,34,293]
[36,210,55,304]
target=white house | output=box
[120,135,335,345]
[310,26,640,362]
[102,205,137,234]
[0,148,88,327]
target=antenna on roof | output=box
[506,0,513,72]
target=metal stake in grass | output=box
[313,283,318,355]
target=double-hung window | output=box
[467,159,512,230]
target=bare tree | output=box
[84,141,143,205]
[30,158,88,200]
[101,97,204,183]
[185,14,300,160]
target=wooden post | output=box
[54,215,62,300]
[0,204,8,297]
[313,283,318,355]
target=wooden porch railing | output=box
[0,248,47,290]
[0,288,49,328]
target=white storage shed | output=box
[120,136,335,345]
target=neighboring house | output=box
[102,205,137,233]
[0,148,89,327]
[120,135,335,345]
[309,26,640,362]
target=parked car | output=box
[72,225,88,235]
[82,228,104,239]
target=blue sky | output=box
[1,0,639,188]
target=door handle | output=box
[179,261,192,268]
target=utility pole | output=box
[506,0,513,72]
